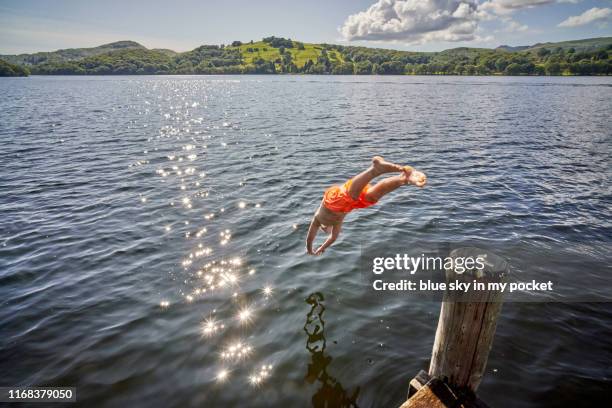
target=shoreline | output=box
[4,73,612,78]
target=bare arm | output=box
[306,216,320,255]
[315,222,342,255]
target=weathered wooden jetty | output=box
[400,248,508,408]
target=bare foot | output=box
[405,169,427,187]
[372,156,404,176]
[399,166,426,187]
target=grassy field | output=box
[229,41,343,68]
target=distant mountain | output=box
[0,41,145,66]
[525,37,612,52]
[496,45,530,52]
[498,37,611,53]
[1,36,610,77]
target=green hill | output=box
[1,36,610,76]
[496,45,530,52]
[524,37,612,52]
[498,37,612,54]
[0,40,145,66]
[151,48,179,57]
[231,40,344,68]
[0,58,30,77]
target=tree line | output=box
[4,37,611,76]
[0,59,30,76]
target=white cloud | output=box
[558,7,612,27]
[479,1,558,16]
[504,19,529,32]
[338,0,594,45]
[339,0,482,44]
[475,1,580,17]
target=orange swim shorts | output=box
[322,178,377,213]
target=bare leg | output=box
[364,168,427,202]
[348,156,405,200]
[364,175,406,202]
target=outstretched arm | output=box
[306,216,320,255]
[315,223,342,255]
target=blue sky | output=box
[0,0,611,54]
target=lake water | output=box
[1,75,610,408]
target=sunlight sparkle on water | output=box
[219,271,239,286]
[237,306,254,325]
[140,84,284,390]
[216,369,229,382]
[219,229,232,245]
[202,317,224,337]
[249,364,273,386]
[221,340,252,361]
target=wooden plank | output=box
[407,370,430,398]
[399,379,459,408]
[405,372,491,408]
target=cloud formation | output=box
[503,19,528,32]
[339,0,483,44]
[479,0,555,15]
[558,7,612,27]
[480,0,580,15]
[339,0,589,44]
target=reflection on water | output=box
[139,81,277,387]
[304,293,360,408]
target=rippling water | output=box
[1,75,611,408]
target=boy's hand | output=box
[314,246,325,256]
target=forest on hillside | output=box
[2,36,611,76]
[0,59,30,77]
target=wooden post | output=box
[428,247,508,393]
